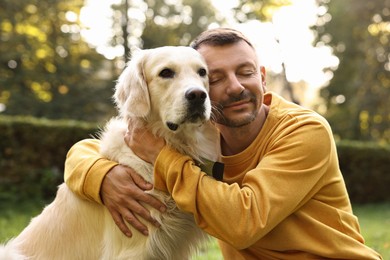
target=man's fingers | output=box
[130,170,153,190]
[126,172,167,213]
[110,206,152,237]
[142,192,167,213]
[128,200,161,228]
[130,187,166,213]
[111,210,133,237]
[122,210,149,236]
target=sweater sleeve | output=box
[64,139,118,204]
[154,147,254,248]
[153,118,335,249]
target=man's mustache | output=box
[219,90,256,108]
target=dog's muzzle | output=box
[166,87,210,131]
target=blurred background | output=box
[1,1,389,256]
[1,0,389,143]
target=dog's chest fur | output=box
[98,117,218,259]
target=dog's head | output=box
[114,46,211,132]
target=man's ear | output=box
[114,49,151,119]
[260,66,267,91]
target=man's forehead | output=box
[198,43,258,70]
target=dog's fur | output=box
[0,46,220,260]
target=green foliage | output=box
[111,0,223,57]
[337,140,390,203]
[0,199,48,242]
[0,115,99,202]
[141,0,223,49]
[232,0,293,22]
[315,0,390,143]
[353,203,390,258]
[0,0,116,122]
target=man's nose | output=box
[226,73,244,95]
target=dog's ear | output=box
[114,49,151,119]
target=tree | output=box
[314,0,390,143]
[0,0,116,121]
[111,0,223,61]
[141,0,222,48]
[233,0,292,22]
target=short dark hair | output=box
[190,28,254,50]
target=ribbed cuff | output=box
[84,158,118,204]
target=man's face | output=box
[197,41,266,128]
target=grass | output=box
[0,199,47,242]
[353,203,390,258]
[1,200,388,259]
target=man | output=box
[65,28,382,259]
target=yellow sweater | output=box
[64,92,381,259]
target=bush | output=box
[0,115,99,202]
[337,140,390,204]
[0,116,389,204]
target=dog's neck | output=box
[128,116,219,162]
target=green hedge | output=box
[0,115,100,201]
[0,115,389,203]
[337,140,390,204]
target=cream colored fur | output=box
[0,46,219,260]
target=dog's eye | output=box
[198,68,207,77]
[159,68,175,78]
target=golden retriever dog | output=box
[0,46,220,260]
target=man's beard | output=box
[211,90,258,127]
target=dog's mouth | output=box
[166,111,208,132]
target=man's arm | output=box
[64,139,116,203]
[64,139,166,237]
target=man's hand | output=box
[125,126,165,165]
[100,165,166,237]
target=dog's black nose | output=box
[185,88,207,104]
